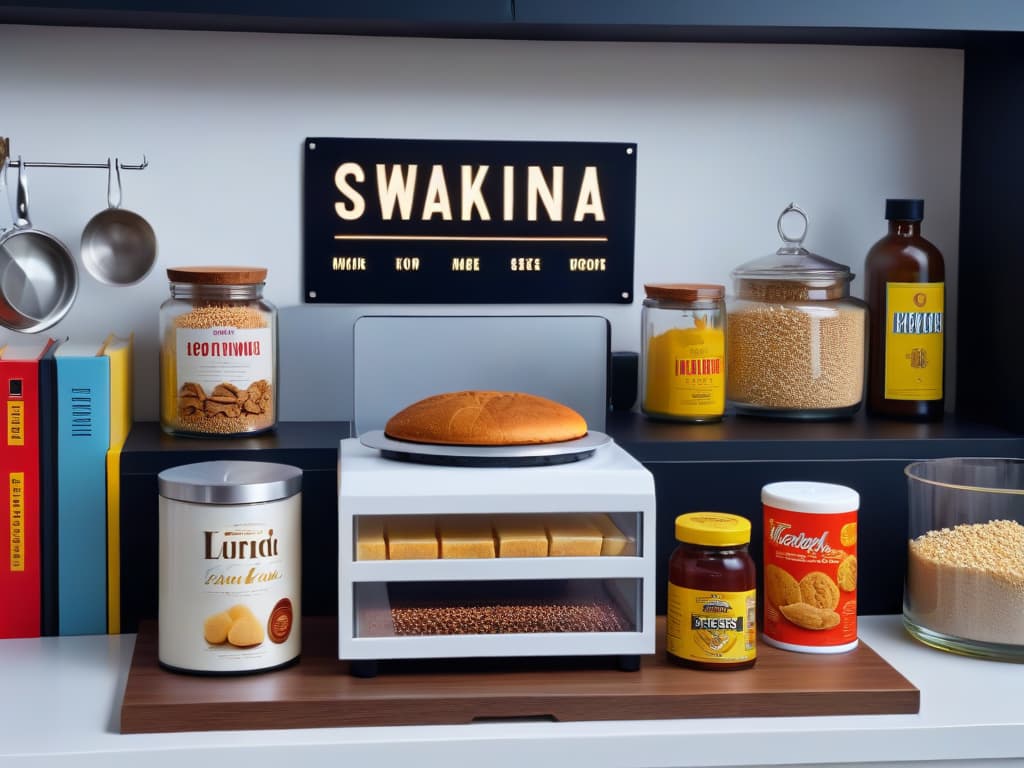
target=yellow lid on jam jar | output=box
[674,512,751,547]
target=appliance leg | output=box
[349,660,379,678]
[617,654,641,672]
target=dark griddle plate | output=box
[358,430,612,467]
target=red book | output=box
[0,337,56,638]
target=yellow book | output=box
[103,333,133,634]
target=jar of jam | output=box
[666,512,756,669]
[159,266,277,437]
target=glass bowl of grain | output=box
[726,203,867,419]
[904,457,1024,661]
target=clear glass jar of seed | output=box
[726,204,867,420]
[159,266,278,437]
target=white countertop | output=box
[2,615,1022,768]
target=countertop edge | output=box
[2,615,1023,767]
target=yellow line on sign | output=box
[333,235,608,243]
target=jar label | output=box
[644,326,725,417]
[883,282,943,401]
[159,496,300,673]
[762,505,857,649]
[666,583,756,663]
[176,326,273,394]
[170,326,275,433]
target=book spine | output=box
[104,337,132,634]
[39,351,59,636]
[56,356,110,635]
[1,357,42,638]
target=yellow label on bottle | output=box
[644,326,725,417]
[666,582,756,663]
[884,282,944,401]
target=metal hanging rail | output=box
[7,157,149,170]
[0,137,148,171]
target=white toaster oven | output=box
[337,435,656,675]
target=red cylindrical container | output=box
[761,481,859,653]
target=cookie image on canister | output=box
[837,555,858,592]
[799,571,840,610]
[780,602,841,630]
[765,564,801,607]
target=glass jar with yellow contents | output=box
[641,283,726,422]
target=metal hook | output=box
[0,154,11,231]
[106,157,123,209]
[15,155,30,228]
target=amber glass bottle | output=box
[865,199,945,420]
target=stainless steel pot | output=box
[80,157,157,286]
[0,158,78,332]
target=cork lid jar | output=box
[159,265,278,437]
[726,204,867,420]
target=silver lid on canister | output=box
[158,460,302,505]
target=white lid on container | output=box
[158,460,302,504]
[761,481,859,514]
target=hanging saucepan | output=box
[0,158,79,332]
[80,157,157,285]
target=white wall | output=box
[0,25,963,421]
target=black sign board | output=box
[302,137,637,304]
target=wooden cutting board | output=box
[120,617,918,734]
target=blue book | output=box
[55,341,110,636]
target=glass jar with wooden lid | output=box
[641,283,726,422]
[159,266,277,437]
[727,204,867,419]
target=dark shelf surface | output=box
[3,1,1024,45]
[121,421,351,475]
[121,415,1022,469]
[609,410,1023,463]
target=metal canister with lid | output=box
[159,266,277,437]
[641,283,726,422]
[158,460,302,675]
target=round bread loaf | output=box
[384,390,588,446]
